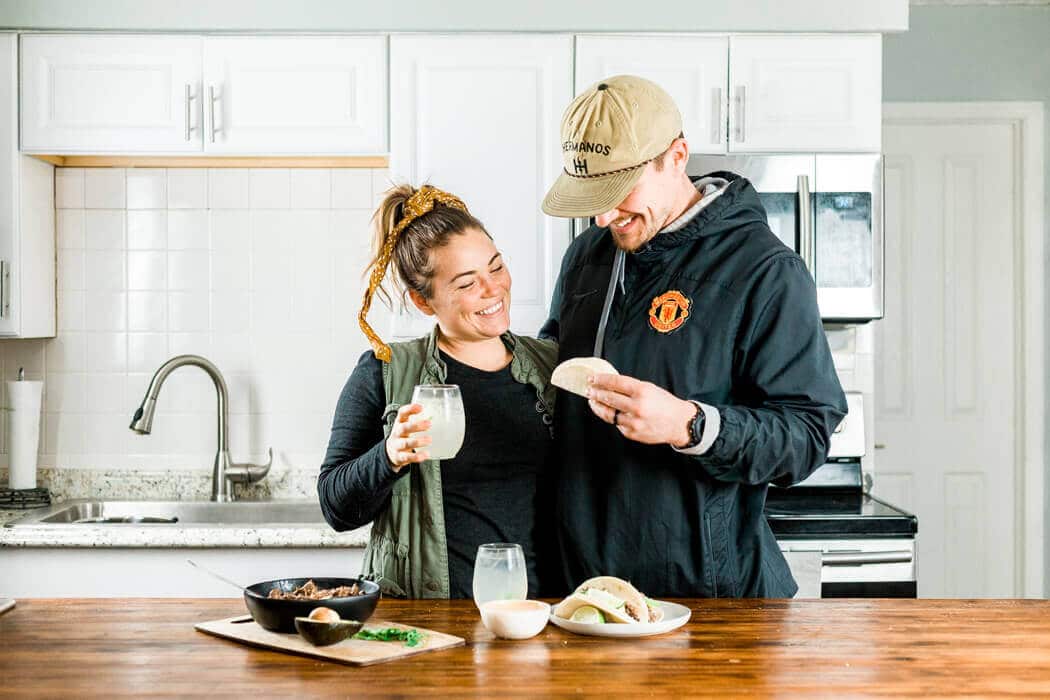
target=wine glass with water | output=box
[472,543,528,609]
[411,384,465,460]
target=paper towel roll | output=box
[7,380,43,490]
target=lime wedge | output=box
[569,605,605,624]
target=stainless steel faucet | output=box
[129,354,272,502]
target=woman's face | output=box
[410,227,512,342]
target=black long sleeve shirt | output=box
[318,349,551,598]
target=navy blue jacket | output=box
[539,173,847,597]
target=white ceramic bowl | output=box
[479,599,551,640]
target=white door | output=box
[389,34,573,337]
[20,34,203,153]
[728,34,881,153]
[202,36,386,154]
[575,35,728,154]
[876,104,1044,597]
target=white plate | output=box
[548,600,691,638]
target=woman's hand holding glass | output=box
[384,404,432,472]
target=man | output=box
[539,75,847,598]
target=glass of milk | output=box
[410,384,465,460]
[472,543,528,610]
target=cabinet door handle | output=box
[711,87,723,145]
[208,85,218,143]
[734,85,746,143]
[0,259,8,319]
[184,84,194,142]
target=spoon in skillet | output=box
[186,559,256,623]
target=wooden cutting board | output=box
[195,615,465,666]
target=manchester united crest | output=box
[648,290,691,334]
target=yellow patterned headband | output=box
[358,185,469,363]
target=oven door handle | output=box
[822,551,913,566]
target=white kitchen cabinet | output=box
[0,546,366,597]
[0,33,54,338]
[202,36,386,154]
[20,34,386,155]
[728,34,881,152]
[575,35,729,154]
[20,34,203,154]
[389,35,573,337]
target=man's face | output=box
[593,156,681,253]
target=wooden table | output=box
[3,598,1050,697]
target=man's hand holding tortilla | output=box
[585,373,696,448]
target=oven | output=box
[765,392,918,598]
[687,153,884,323]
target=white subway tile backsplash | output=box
[56,209,86,248]
[86,333,128,373]
[331,170,372,209]
[57,249,85,291]
[127,210,168,250]
[84,168,126,209]
[208,169,250,209]
[84,373,127,414]
[56,168,85,209]
[211,332,253,374]
[84,250,126,291]
[211,250,250,292]
[167,332,212,362]
[57,290,87,332]
[127,251,168,291]
[128,291,167,332]
[45,412,85,456]
[168,250,210,291]
[45,333,87,373]
[5,167,410,474]
[127,333,169,373]
[84,291,127,332]
[162,369,213,412]
[84,210,125,250]
[168,292,210,333]
[212,291,250,333]
[168,210,210,249]
[290,170,331,209]
[210,210,251,250]
[45,373,87,412]
[249,169,291,209]
[225,373,253,415]
[167,170,208,209]
[126,169,167,209]
[83,412,130,459]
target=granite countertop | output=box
[0,506,371,548]
[0,467,370,549]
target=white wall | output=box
[1,166,392,472]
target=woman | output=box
[318,184,557,599]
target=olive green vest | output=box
[361,327,557,598]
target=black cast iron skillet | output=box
[243,577,380,633]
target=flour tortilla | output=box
[553,576,663,624]
[551,357,618,398]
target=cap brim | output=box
[541,164,647,218]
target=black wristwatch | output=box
[684,401,706,449]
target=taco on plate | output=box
[553,576,664,624]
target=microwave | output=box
[687,154,884,323]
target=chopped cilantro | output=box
[353,627,425,647]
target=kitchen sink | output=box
[5,500,327,527]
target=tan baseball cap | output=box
[542,75,683,218]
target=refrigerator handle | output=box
[797,174,814,277]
